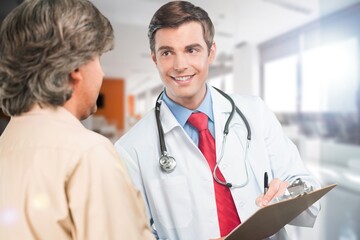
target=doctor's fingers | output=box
[264,179,289,201]
[274,181,289,198]
[255,195,265,207]
[255,179,289,207]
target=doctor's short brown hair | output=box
[148,1,215,54]
[0,0,114,116]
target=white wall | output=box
[232,42,260,96]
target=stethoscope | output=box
[155,87,252,188]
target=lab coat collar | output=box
[160,85,231,134]
[211,87,233,160]
[162,85,215,127]
[159,86,233,134]
[159,100,183,134]
[209,87,233,114]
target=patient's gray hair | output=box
[0,0,114,116]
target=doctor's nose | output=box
[173,54,188,72]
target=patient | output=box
[0,0,154,239]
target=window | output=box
[302,38,359,113]
[264,55,298,113]
[259,3,360,145]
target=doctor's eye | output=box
[161,50,172,57]
[187,47,199,54]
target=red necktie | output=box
[188,112,241,237]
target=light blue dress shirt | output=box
[162,84,215,145]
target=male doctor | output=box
[115,1,321,239]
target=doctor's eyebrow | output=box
[185,43,203,51]
[157,46,174,54]
[156,43,204,54]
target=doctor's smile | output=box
[171,74,195,82]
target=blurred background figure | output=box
[1,0,360,239]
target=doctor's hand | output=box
[209,238,224,240]
[255,178,289,207]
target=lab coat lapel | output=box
[159,100,182,134]
[210,88,266,191]
[210,87,233,160]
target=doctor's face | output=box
[152,21,216,110]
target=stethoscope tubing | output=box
[155,87,252,188]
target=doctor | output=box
[115,1,321,239]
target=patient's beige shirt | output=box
[0,106,154,240]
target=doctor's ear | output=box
[208,42,216,64]
[152,52,157,65]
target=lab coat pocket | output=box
[149,176,193,229]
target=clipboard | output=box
[225,184,336,240]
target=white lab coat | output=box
[115,87,321,240]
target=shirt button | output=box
[238,202,245,208]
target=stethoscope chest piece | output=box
[159,153,176,173]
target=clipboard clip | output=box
[286,178,313,197]
[271,178,314,203]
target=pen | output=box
[264,172,269,195]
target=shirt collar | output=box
[20,104,84,128]
[162,84,214,126]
